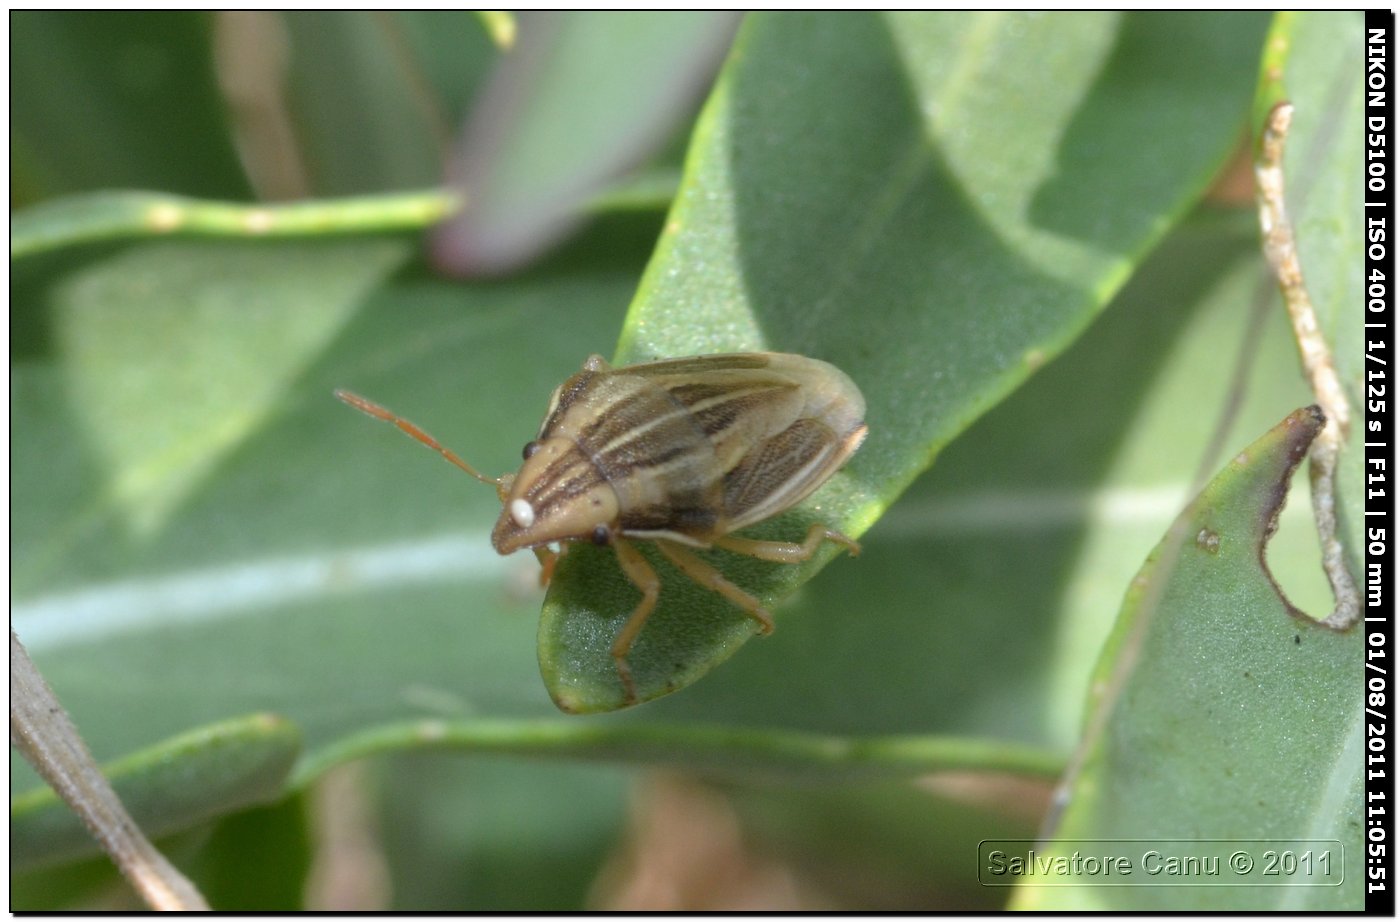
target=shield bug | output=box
[336,352,867,705]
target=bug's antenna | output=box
[335,390,501,489]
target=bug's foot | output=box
[827,529,861,557]
[750,606,775,635]
[533,545,563,587]
[614,656,639,706]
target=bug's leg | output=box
[654,541,774,635]
[712,522,860,563]
[610,537,661,704]
[532,544,566,587]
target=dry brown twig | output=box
[1254,100,1360,630]
[10,630,209,910]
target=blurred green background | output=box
[11,11,1364,910]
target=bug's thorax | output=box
[491,436,619,555]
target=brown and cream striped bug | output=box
[336,352,867,705]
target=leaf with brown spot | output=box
[1015,407,1361,911]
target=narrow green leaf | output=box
[1012,408,1361,910]
[432,11,739,274]
[390,12,501,125]
[10,12,249,204]
[540,11,1270,712]
[278,12,483,195]
[11,714,301,871]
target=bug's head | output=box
[491,436,619,555]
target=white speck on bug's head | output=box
[510,498,536,528]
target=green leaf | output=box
[11,790,314,911]
[278,12,497,196]
[11,852,137,911]
[1011,408,1361,911]
[183,795,313,911]
[635,209,1321,742]
[44,237,411,537]
[11,714,300,872]
[10,12,250,205]
[539,10,1270,712]
[431,11,739,274]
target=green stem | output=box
[291,718,1065,788]
[11,189,460,261]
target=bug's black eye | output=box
[591,525,611,546]
[522,440,541,460]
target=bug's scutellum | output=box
[337,352,867,705]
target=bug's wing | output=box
[619,360,807,469]
[628,353,867,530]
[722,418,867,532]
[620,353,775,376]
[578,352,866,537]
[537,354,789,445]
